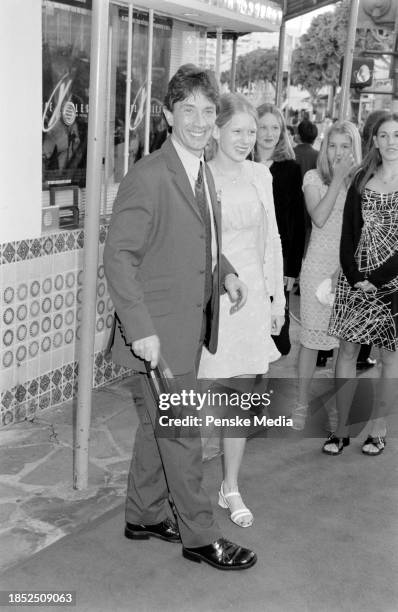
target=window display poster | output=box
[42,2,91,188]
[42,2,171,188]
[113,10,172,181]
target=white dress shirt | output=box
[171,137,217,270]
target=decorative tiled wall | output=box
[0,225,130,428]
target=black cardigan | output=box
[269,159,305,278]
[341,182,398,288]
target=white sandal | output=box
[291,403,308,431]
[218,482,253,528]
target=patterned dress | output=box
[300,169,347,350]
[329,189,398,351]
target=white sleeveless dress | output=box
[198,162,281,378]
[300,169,347,350]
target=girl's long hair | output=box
[255,104,295,162]
[215,92,257,129]
[205,93,257,161]
[355,112,398,193]
[317,120,362,186]
[361,109,389,155]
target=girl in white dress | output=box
[198,94,285,527]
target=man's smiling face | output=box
[163,91,217,157]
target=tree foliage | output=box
[291,0,391,96]
[291,1,350,96]
[221,47,278,89]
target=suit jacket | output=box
[104,137,235,375]
[294,143,318,179]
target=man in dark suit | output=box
[104,65,256,570]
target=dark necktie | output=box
[195,161,213,305]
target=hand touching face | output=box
[327,132,356,181]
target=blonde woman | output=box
[198,94,284,527]
[294,121,362,430]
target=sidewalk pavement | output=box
[0,293,381,573]
[0,378,137,573]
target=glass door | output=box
[104,3,172,213]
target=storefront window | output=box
[42,0,91,189]
[41,1,177,198]
[111,8,171,183]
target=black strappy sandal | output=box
[361,436,386,456]
[322,434,350,456]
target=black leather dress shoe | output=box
[182,537,257,570]
[125,518,180,543]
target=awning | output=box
[135,1,339,34]
[137,0,282,33]
[275,0,337,21]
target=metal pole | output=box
[215,27,222,83]
[230,35,238,92]
[124,2,133,174]
[103,24,113,204]
[275,1,287,108]
[74,0,109,490]
[275,19,286,108]
[327,84,334,116]
[338,0,360,120]
[284,67,290,117]
[143,9,154,155]
[357,94,363,126]
[391,7,398,113]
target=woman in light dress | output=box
[198,93,285,527]
[293,121,362,430]
[325,112,398,455]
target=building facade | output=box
[0,0,281,428]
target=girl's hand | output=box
[331,267,340,292]
[333,152,356,183]
[225,274,248,314]
[284,276,296,292]
[354,280,377,293]
[271,314,285,335]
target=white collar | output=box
[171,137,204,181]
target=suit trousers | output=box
[125,311,221,548]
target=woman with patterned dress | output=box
[325,112,398,456]
[198,94,285,527]
[293,122,362,430]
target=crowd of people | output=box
[104,63,398,571]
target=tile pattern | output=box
[0,226,108,266]
[0,225,131,428]
[0,355,130,427]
